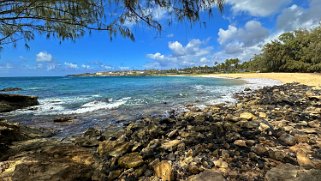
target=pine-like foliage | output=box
[0,0,224,49]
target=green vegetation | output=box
[164,25,321,74]
[251,25,321,72]
[0,0,223,49]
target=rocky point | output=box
[0,83,320,180]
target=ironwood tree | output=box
[0,0,224,49]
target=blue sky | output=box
[0,0,320,76]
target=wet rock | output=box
[141,139,161,157]
[0,87,22,92]
[265,163,321,181]
[187,170,225,181]
[214,158,228,169]
[188,162,203,174]
[234,140,247,147]
[244,87,251,92]
[283,126,295,132]
[167,129,178,138]
[269,150,287,161]
[177,143,186,152]
[308,120,320,128]
[0,120,52,159]
[265,164,299,181]
[74,128,102,147]
[202,159,214,169]
[0,94,39,112]
[240,112,256,121]
[108,170,123,180]
[153,160,172,181]
[241,121,259,129]
[144,169,153,177]
[53,116,74,123]
[259,112,267,118]
[97,139,130,157]
[259,122,270,132]
[296,149,315,169]
[252,144,268,156]
[161,140,182,151]
[289,143,312,154]
[295,134,309,143]
[0,143,99,181]
[279,133,296,146]
[118,152,144,168]
[301,128,317,134]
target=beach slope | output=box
[198,73,321,88]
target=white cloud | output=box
[226,0,291,17]
[146,39,215,69]
[277,0,321,31]
[47,64,56,71]
[36,51,53,62]
[150,6,167,21]
[168,41,185,56]
[215,20,269,61]
[81,64,91,69]
[218,20,269,46]
[218,25,238,45]
[223,42,244,55]
[101,65,113,70]
[147,52,165,60]
[64,62,78,69]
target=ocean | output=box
[0,76,280,136]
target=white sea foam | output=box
[66,97,130,114]
[243,78,282,89]
[7,96,130,116]
[193,77,282,107]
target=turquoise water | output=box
[0,76,246,136]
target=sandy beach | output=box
[196,73,321,88]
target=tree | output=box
[242,24,321,73]
[0,0,224,49]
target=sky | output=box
[0,0,321,76]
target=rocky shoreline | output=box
[0,93,39,113]
[0,83,321,180]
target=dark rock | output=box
[74,128,102,147]
[0,141,100,181]
[187,170,225,181]
[0,94,38,112]
[0,120,52,159]
[97,139,131,157]
[279,133,296,146]
[118,152,144,168]
[252,144,268,156]
[265,163,321,181]
[188,162,203,174]
[0,87,22,92]
[143,169,153,177]
[53,117,74,123]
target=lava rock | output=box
[0,87,22,92]
[118,152,144,168]
[0,94,39,112]
[153,160,172,181]
[279,133,296,146]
